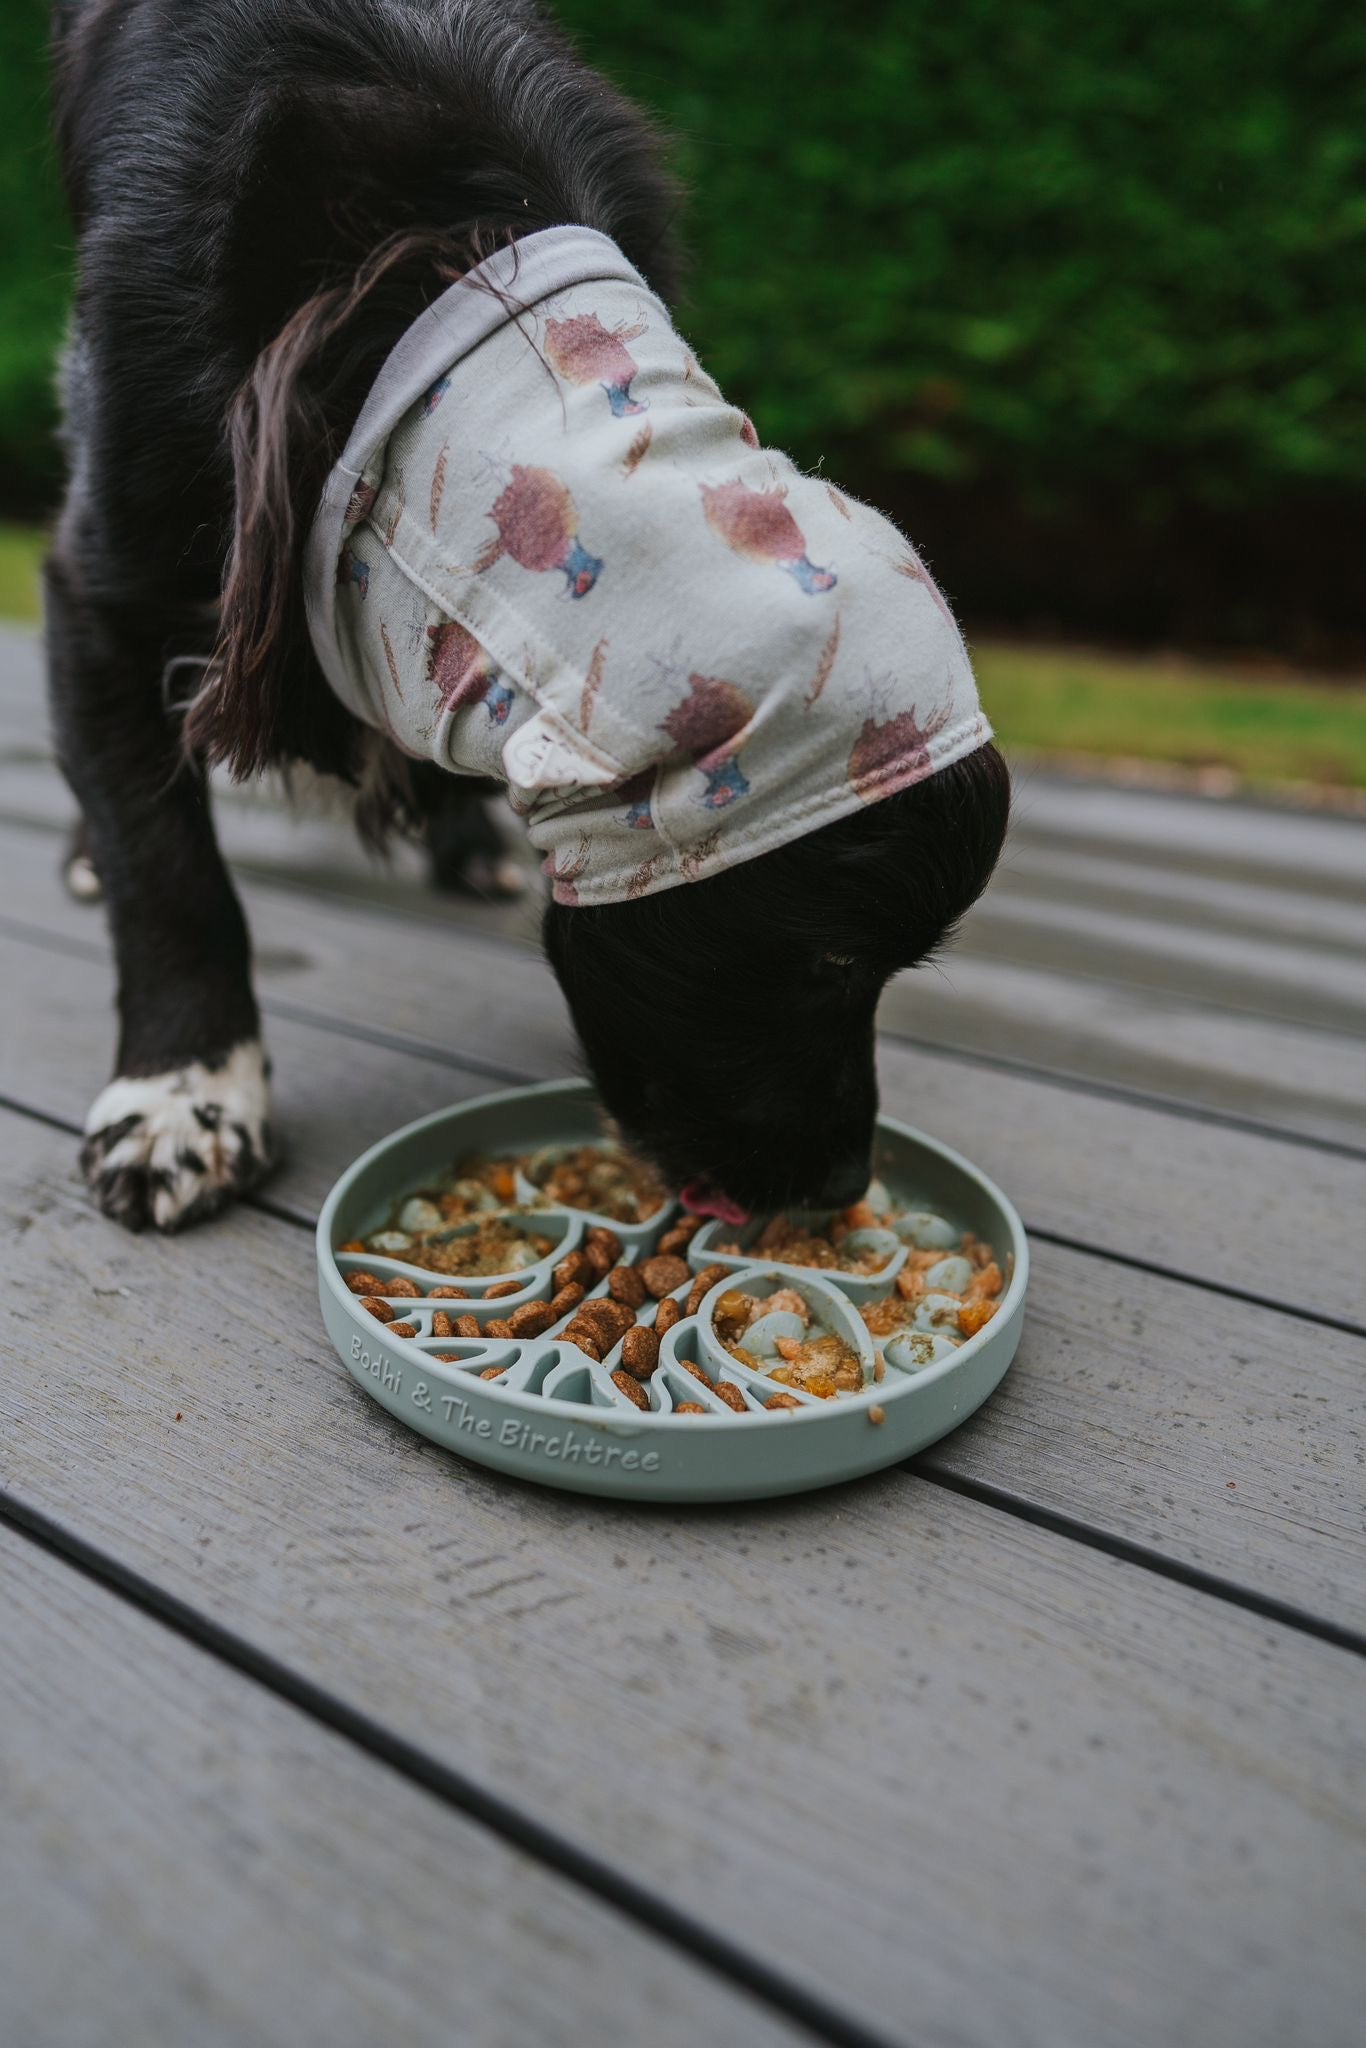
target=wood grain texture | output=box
[2,858,1362,1329]
[0,1525,801,2048]
[5,937,1359,1622]
[4,940,1363,1623]
[878,953,1366,1151]
[2,1109,1363,2048]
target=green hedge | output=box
[4,1,1363,589]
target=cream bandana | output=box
[305,226,991,904]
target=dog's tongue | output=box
[681,1182,751,1226]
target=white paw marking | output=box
[82,1040,273,1231]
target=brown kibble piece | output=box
[765,1392,801,1411]
[685,1264,729,1316]
[430,1352,458,1363]
[338,1239,366,1254]
[607,1262,648,1308]
[564,1325,603,1361]
[654,1296,682,1336]
[657,1217,701,1255]
[345,1272,383,1295]
[549,1281,586,1317]
[680,1360,715,1390]
[674,1401,707,1415]
[639,1253,691,1298]
[958,1300,998,1338]
[362,1297,396,1323]
[427,1284,467,1299]
[619,1325,661,1380]
[388,1321,419,1339]
[576,1297,636,1340]
[582,1238,615,1279]
[610,1370,650,1411]
[485,1318,514,1339]
[585,1224,623,1264]
[455,1315,481,1339]
[479,1365,507,1381]
[385,1276,421,1299]
[510,1299,557,1338]
[554,1249,593,1291]
[713,1380,748,1413]
[430,1310,455,1338]
[484,1279,522,1300]
[868,1403,886,1426]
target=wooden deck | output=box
[1,619,1363,2048]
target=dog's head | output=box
[544,742,1009,1217]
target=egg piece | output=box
[893,1211,958,1251]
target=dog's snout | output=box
[803,1151,875,1212]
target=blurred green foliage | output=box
[3,0,1362,542]
[0,6,69,506]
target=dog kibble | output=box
[607,1263,648,1309]
[346,1153,1008,1429]
[509,1299,557,1338]
[619,1325,660,1379]
[685,1265,729,1317]
[554,1250,593,1291]
[656,1217,700,1256]
[339,1239,366,1254]
[639,1253,690,1298]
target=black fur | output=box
[48,0,1009,1229]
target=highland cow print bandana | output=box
[305,226,992,904]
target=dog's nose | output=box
[807,1155,874,1212]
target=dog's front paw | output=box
[80,1040,274,1232]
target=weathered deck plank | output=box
[2,1107,1364,2048]
[4,941,1364,1626]
[0,1524,803,2048]
[2,831,1362,1330]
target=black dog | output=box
[47,0,1009,1232]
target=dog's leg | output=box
[409,765,527,899]
[46,543,272,1232]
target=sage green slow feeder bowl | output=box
[316,1079,1028,1502]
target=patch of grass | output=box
[0,522,44,622]
[974,640,1366,793]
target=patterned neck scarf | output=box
[305,226,991,904]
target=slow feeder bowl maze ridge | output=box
[316,1080,1028,1502]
